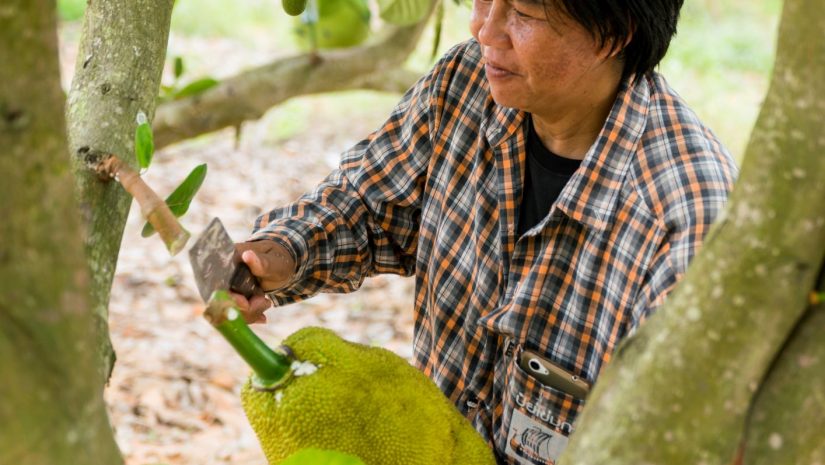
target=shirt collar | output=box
[482,75,650,231]
[488,76,649,232]
[554,76,650,231]
[484,102,526,146]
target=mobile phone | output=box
[518,349,591,400]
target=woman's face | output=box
[470,0,622,118]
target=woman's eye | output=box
[514,9,533,19]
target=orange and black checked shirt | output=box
[252,40,737,461]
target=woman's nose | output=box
[473,1,510,49]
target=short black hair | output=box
[545,0,685,82]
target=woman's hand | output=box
[229,240,296,323]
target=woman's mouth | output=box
[484,62,517,79]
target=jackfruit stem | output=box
[205,290,293,389]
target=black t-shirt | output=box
[517,118,582,236]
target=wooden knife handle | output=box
[230,263,260,299]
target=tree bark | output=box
[0,1,122,463]
[559,0,825,463]
[737,4,825,462]
[742,295,825,464]
[66,0,175,381]
[152,17,430,149]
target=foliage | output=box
[135,120,154,169]
[57,0,86,20]
[169,77,220,99]
[132,112,207,239]
[141,164,208,237]
[660,0,783,159]
[170,0,284,41]
[377,0,431,25]
[159,56,220,102]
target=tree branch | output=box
[152,22,430,149]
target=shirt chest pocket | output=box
[498,345,586,465]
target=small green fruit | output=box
[282,0,308,16]
[292,0,371,50]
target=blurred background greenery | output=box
[57,0,782,161]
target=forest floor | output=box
[60,26,417,465]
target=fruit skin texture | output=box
[240,327,496,465]
[292,0,371,50]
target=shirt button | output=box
[466,395,479,409]
[507,224,515,233]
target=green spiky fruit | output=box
[282,0,308,16]
[240,327,496,465]
[292,0,371,50]
[281,448,366,464]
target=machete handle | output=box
[230,262,260,299]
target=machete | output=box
[188,217,260,302]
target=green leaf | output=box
[280,449,366,465]
[376,0,428,26]
[141,164,207,237]
[173,56,184,80]
[135,122,154,169]
[173,77,219,100]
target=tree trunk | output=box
[0,1,122,463]
[736,4,825,461]
[559,0,825,463]
[66,0,175,381]
[152,13,431,149]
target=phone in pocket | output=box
[519,349,591,400]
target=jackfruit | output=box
[204,291,495,465]
[281,448,365,464]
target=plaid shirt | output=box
[252,40,737,462]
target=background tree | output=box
[560,0,825,462]
[0,0,122,463]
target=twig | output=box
[96,154,190,255]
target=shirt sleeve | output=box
[629,149,738,329]
[248,52,449,306]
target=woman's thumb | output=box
[241,249,269,277]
